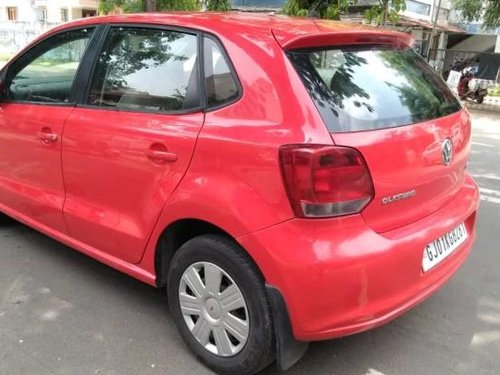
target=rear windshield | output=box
[287,46,461,132]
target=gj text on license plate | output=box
[422,222,468,272]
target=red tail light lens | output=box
[279,145,374,218]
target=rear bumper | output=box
[238,174,479,341]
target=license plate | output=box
[422,222,468,272]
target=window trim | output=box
[78,23,205,116]
[73,24,109,105]
[0,25,100,107]
[201,32,243,112]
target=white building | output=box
[400,0,454,64]
[0,0,98,55]
[0,0,97,23]
[402,0,452,25]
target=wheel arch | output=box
[154,218,265,288]
[154,218,309,370]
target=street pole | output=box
[428,0,442,65]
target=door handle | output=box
[146,148,178,164]
[37,128,59,144]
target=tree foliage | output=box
[364,0,406,26]
[453,0,500,30]
[98,0,231,13]
[283,0,351,20]
[283,0,406,25]
[206,0,231,11]
[98,0,145,14]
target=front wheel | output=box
[167,235,275,375]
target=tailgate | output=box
[285,33,469,232]
[333,110,470,233]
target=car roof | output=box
[50,12,412,49]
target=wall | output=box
[0,0,97,23]
[0,0,37,23]
[400,0,452,24]
[0,0,97,56]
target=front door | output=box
[0,27,95,232]
[62,26,204,263]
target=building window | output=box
[7,7,17,21]
[406,0,431,16]
[38,6,48,22]
[61,8,68,22]
[437,8,450,21]
[82,9,97,18]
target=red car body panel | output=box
[238,175,478,340]
[0,13,479,344]
[0,103,70,233]
[62,109,204,264]
[339,110,472,233]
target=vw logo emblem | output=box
[442,138,453,165]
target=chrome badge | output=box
[381,189,417,205]
[442,138,453,166]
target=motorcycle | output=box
[457,68,488,104]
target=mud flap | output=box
[265,284,310,371]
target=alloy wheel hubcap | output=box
[178,262,249,357]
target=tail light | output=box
[279,145,374,218]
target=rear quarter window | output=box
[203,37,239,108]
[287,46,461,132]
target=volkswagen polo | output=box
[0,12,479,375]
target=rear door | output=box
[287,43,469,233]
[62,26,204,263]
[0,27,95,232]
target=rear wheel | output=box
[167,235,275,375]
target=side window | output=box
[203,37,239,108]
[88,27,200,112]
[8,28,94,104]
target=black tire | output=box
[476,96,484,104]
[167,235,275,375]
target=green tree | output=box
[283,0,406,25]
[453,0,500,30]
[364,0,406,26]
[283,0,351,20]
[206,0,231,11]
[156,0,201,10]
[98,0,231,13]
[98,0,146,13]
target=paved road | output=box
[1,110,499,375]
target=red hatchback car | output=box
[0,12,479,374]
